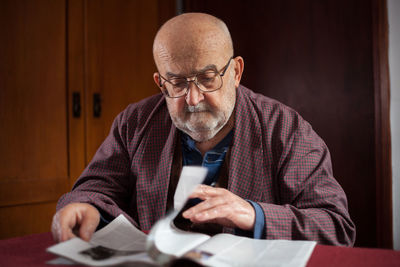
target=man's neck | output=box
[195,114,234,156]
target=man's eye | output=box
[198,72,217,83]
[170,80,187,88]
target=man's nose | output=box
[185,81,204,106]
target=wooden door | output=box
[82,0,160,170]
[67,0,164,186]
[0,0,172,239]
[182,0,391,248]
[0,0,69,238]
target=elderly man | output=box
[52,13,355,246]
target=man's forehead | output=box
[158,51,226,77]
[154,29,231,74]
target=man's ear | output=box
[153,72,162,88]
[233,56,244,88]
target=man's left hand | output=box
[182,184,256,231]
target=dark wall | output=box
[183,0,377,247]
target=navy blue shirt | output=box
[181,131,265,239]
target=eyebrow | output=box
[165,64,218,78]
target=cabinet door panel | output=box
[0,0,68,238]
[84,0,160,164]
[0,202,57,239]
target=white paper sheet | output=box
[193,234,316,267]
[173,166,207,210]
[47,215,155,266]
[147,210,210,258]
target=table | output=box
[0,232,399,266]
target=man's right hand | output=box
[51,203,100,243]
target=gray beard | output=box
[173,104,224,142]
[168,88,236,142]
[182,120,224,142]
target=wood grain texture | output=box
[0,0,68,180]
[0,202,57,239]
[0,0,69,203]
[0,177,67,207]
[67,0,168,185]
[0,0,69,238]
[372,0,392,249]
[157,0,177,26]
[84,0,160,163]
[0,0,174,238]
[67,0,86,187]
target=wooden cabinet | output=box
[0,0,69,239]
[0,0,172,239]
[67,0,161,185]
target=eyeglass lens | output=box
[165,71,222,97]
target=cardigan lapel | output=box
[228,86,267,202]
[135,99,178,231]
[138,86,268,230]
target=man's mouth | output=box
[186,105,209,113]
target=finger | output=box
[190,203,231,223]
[51,209,75,243]
[60,226,77,242]
[182,196,227,218]
[59,208,78,242]
[51,213,61,243]
[187,199,256,230]
[189,185,225,199]
[79,208,100,241]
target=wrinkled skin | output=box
[51,203,100,243]
[182,185,255,230]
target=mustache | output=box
[185,103,211,113]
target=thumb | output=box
[79,208,100,241]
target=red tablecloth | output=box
[0,232,399,267]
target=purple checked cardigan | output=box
[57,85,356,246]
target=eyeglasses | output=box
[158,57,233,98]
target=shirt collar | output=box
[180,129,234,154]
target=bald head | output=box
[153,13,234,69]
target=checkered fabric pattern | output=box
[57,85,355,246]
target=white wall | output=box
[388,0,400,251]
